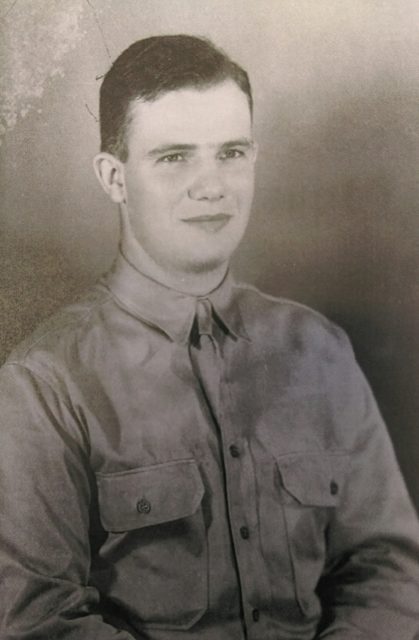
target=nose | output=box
[187,163,225,201]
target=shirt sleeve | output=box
[0,362,137,640]
[315,330,419,640]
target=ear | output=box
[93,152,126,204]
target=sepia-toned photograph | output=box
[1,1,418,638]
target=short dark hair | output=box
[99,34,253,162]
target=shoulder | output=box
[233,281,352,357]
[3,282,113,383]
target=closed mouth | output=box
[181,213,232,232]
[182,213,231,223]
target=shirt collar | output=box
[102,249,250,344]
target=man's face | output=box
[122,80,256,277]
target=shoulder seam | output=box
[232,281,347,341]
[233,281,331,320]
[7,288,113,363]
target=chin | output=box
[184,253,228,275]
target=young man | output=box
[0,35,418,640]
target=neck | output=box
[119,209,229,296]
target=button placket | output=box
[222,440,269,636]
[192,301,265,636]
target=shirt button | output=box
[252,608,260,622]
[229,444,240,458]
[330,480,339,496]
[240,526,250,539]
[137,498,152,514]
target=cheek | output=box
[227,165,255,195]
[131,186,182,228]
[151,168,192,196]
[235,179,255,209]
[128,167,186,203]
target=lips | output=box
[181,213,232,232]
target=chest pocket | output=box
[94,459,208,630]
[278,452,346,507]
[275,452,349,618]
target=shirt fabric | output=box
[1,247,419,640]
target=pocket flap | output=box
[96,459,204,532]
[277,453,349,507]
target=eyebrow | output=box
[220,138,254,149]
[146,138,254,158]
[146,144,196,158]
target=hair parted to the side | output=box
[99,34,253,162]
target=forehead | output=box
[127,80,252,151]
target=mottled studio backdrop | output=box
[0,0,418,509]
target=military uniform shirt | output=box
[1,248,419,640]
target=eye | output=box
[158,152,185,163]
[219,148,245,160]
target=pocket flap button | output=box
[330,480,339,496]
[137,498,152,514]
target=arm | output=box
[0,363,137,639]
[316,333,419,639]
